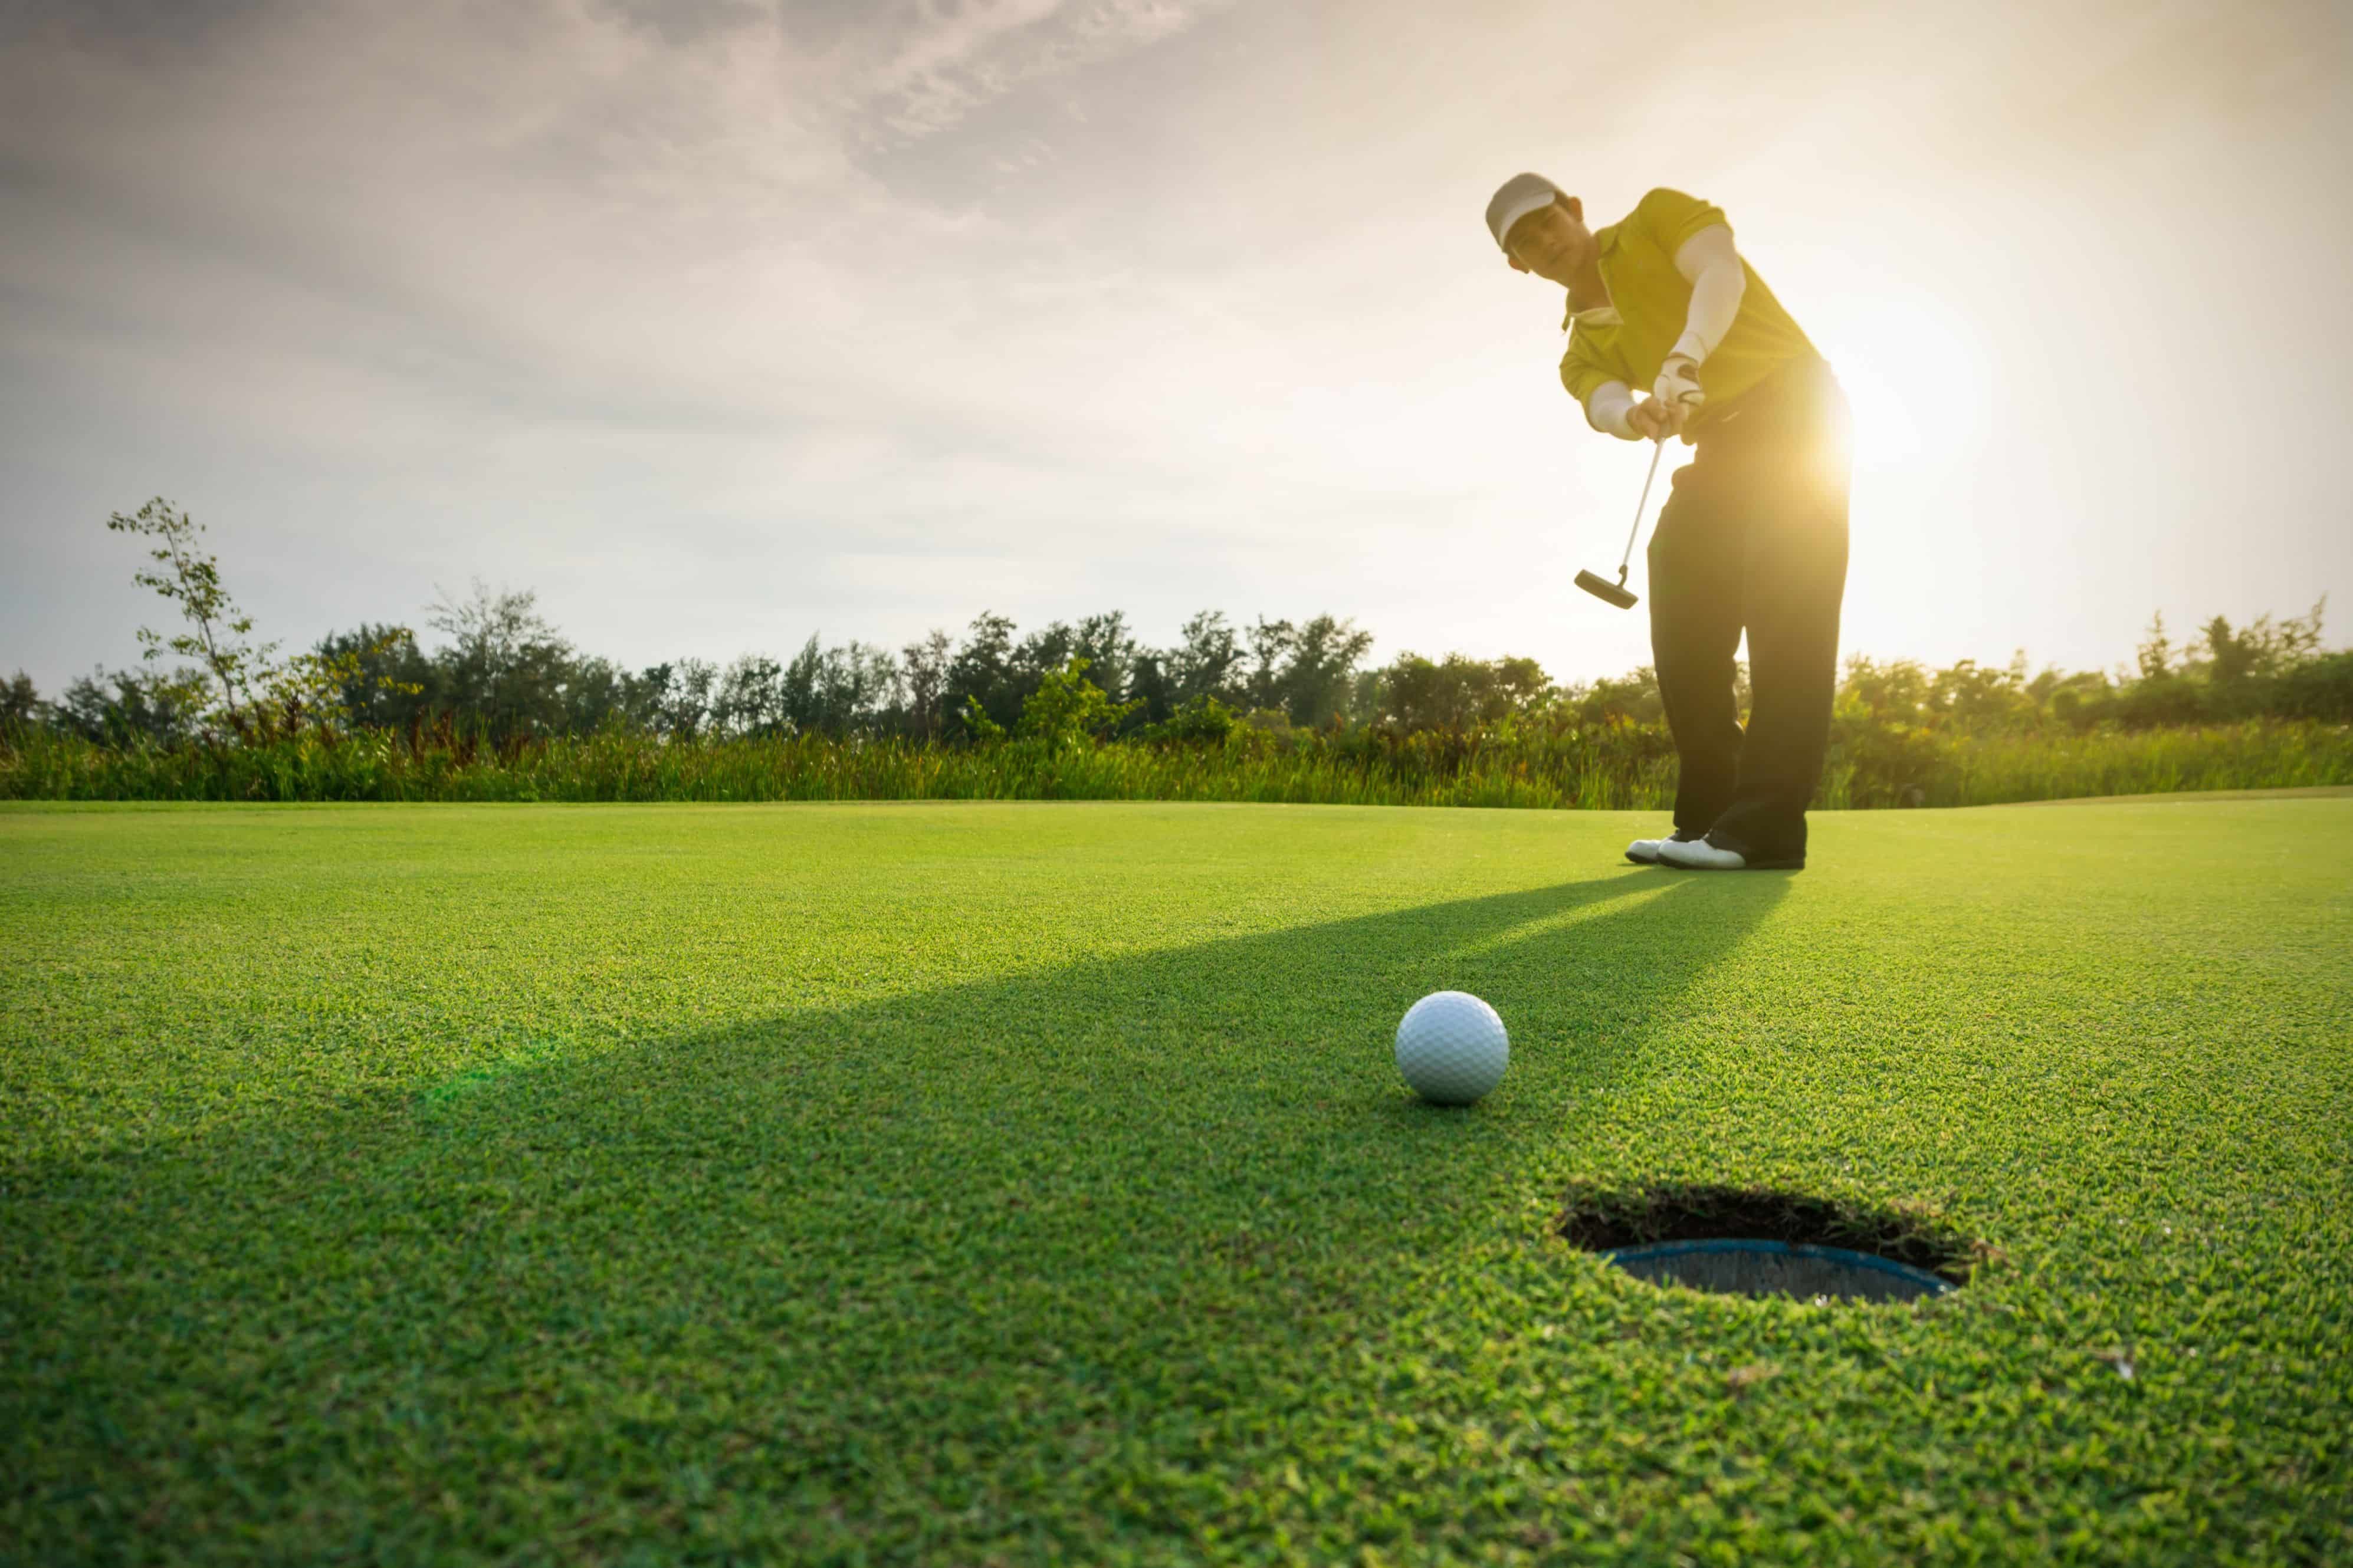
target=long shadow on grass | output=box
[6,867,1788,1559]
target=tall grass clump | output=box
[0,722,1682,808]
[1909,721,2353,806]
[7,716,2348,810]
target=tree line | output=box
[5,499,2350,747]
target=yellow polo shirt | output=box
[1558,188,1819,435]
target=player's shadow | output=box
[12,865,1788,1547]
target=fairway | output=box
[4,799,2348,1563]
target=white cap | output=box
[1485,172,1563,254]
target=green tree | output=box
[900,630,954,739]
[1277,614,1375,728]
[1167,610,1245,706]
[944,612,1020,735]
[1367,652,1554,731]
[2135,613,2174,681]
[1,671,38,732]
[1242,617,1295,712]
[424,581,582,740]
[957,694,1006,741]
[1017,658,1143,752]
[51,668,203,745]
[106,498,268,726]
[1133,692,1238,744]
[1068,612,1139,703]
[317,624,432,730]
[108,498,412,738]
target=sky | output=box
[4,0,2349,694]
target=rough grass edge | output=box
[3,719,2349,810]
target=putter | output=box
[1575,435,1666,610]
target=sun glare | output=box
[1811,293,1992,472]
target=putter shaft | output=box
[1619,436,1665,576]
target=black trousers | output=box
[1647,359,1851,865]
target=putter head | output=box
[1575,570,1639,610]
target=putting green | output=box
[4,800,2348,1563]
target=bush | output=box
[1132,695,1239,745]
[2277,651,2353,722]
[1016,658,1143,752]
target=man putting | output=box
[1485,175,1850,870]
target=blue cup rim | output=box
[1599,1237,1955,1295]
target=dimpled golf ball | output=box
[1393,991,1509,1105]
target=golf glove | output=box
[1652,354,1704,421]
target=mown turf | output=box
[3,799,2348,1565]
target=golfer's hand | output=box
[1627,399,1674,441]
[1652,354,1704,433]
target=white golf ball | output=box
[1394,991,1509,1105]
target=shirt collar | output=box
[1561,222,1626,329]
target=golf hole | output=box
[1559,1184,1976,1304]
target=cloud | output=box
[0,0,1255,447]
[1,0,2346,695]
[859,0,1222,137]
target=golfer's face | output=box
[1508,203,1583,283]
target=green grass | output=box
[3,798,2348,1564]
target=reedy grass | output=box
[4,718,2348,808]
[1815,719,2353,807]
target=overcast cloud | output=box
[4,0,2349,692]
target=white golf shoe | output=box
[1625,830,1699,866]
[1659,834,1749,870]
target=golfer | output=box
[1485,175,1850,870]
